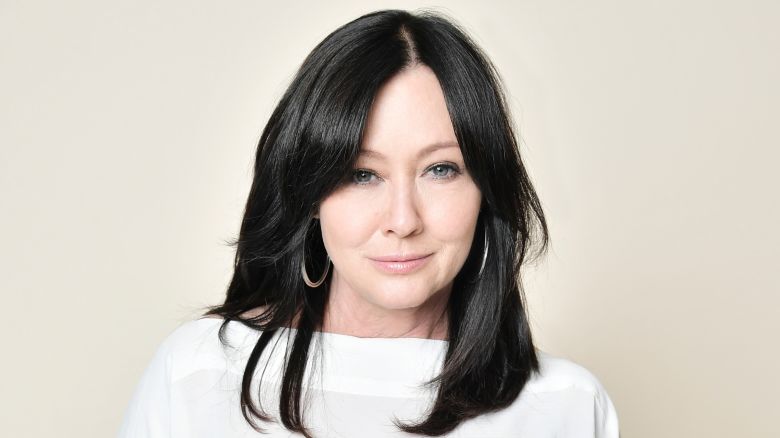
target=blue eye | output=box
[428,163,460,179]
[350,169,376,185]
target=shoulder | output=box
[522,350,620,435]
[528,350,607,394]
[151,316,260,382]
[119,317,260,436]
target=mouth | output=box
[368,253,433,274]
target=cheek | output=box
[427,185,482,241]
[318,194,376,252]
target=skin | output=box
[314,64,482,340]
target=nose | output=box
[382,180,423,238]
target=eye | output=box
[427,163,461,180]
[350,169,377,185]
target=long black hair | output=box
[201,8,549,437]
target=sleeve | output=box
[116,336,174,438]
[593,379,620,438]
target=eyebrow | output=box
[358,141,460,160]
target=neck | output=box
[320,278,450,340]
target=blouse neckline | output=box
[197,316,450,345]
[196,316,448,398]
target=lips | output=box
[369,253,432,262]
[368,253,432,274]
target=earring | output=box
[301,220,331,288]
[476,226,489,278]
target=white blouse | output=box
[118,317,620,437]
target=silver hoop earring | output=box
[477,229,488,278]
[301,225,331,288]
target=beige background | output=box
[1,1,778,437]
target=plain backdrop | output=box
[1,1,778,437]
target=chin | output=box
[364,284,437,311]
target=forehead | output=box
[359,65,458,158]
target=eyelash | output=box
[349,163,461,186]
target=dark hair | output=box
[201,8,549,437]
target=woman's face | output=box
[317,65,482,315]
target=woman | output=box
[118,8,619,438]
